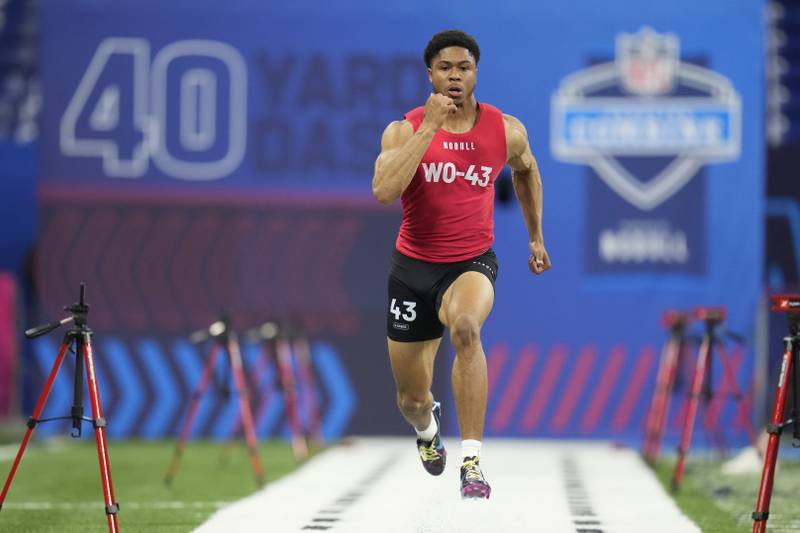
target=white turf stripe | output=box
[573,446,698,533]
[0,440,67,463]
[0,445,19,462]
[2,501,230,510]
[195,437,700,533]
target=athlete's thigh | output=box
[388,337,442,395]
[437,271,495,328]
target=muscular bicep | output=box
[374,120,414,171]
[503,114,537,174]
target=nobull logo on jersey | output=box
[549,27,742,274]
[442,141,476,151]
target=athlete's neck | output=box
[443,96,479,134]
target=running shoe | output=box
[416,401,446,476]
[460,456,491,499]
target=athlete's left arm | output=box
[504,114,551,275]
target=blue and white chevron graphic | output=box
[101,338,143,438]
[31,337,73,438]
[313,342,356,441]
[25,335,357,440]
[138,339,181,438]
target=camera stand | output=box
[241,321,317,461]
[752,294,800,532]
[164,317,264,487]
[642,310,691,465]
[0,283,120,532]
[671,307,759,491]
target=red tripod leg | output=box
[164,344,221,485]
[251,343,277,429]
[227,336,265,486]
[293,336,322,446]
[82,336,120,533]
[0,340,70,509]
[643,339,671,462]
[752,338,795,533]
[276,338,308,460]
[672,336,711,491]
[643,337,680,463]
[221,342,273,464]
[651,341,684,462]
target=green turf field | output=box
[655,451,800,532]
[4,437,800,532]
[0,439,305,533]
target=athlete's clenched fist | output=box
[421,93,457,131]
[528,239,551,275]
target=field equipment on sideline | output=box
[243,320,322,461]
[0,283,120,532]
[164,316,264,487]
[752,294,800,533]
[671,306,759,491]
[642,310,691,465]
[288,322,323,448]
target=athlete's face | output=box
[427,46,477,106]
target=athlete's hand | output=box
[420,92,457,132]
[528,239,551,275]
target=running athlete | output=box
[372,29,551,499]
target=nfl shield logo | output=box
[617,27,679,96]
[551,26,741,211]
[550,26,743,274]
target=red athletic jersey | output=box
[396,102,507,263]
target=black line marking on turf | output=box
[562,455,605,533]
[300,454,396,530]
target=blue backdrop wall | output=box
[31,0,764,445]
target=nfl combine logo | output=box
[551,27,741,211]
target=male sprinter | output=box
[372,29,550,499]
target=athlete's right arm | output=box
[371,94,455,205]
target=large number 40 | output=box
[59,37,247,180]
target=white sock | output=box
[415,414,438,442]
[462,439,482,460]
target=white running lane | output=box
[194,438,700,533]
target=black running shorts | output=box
[386,248,499,342]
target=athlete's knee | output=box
[450,313,481,351]
[397,391,430,417]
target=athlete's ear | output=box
[427,67,432,84]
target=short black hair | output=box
[423,30,480,68]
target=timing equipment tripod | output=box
[242,320,322,461]
[164,316,264,487]
[671,306,759,491]
[283,321,322,449]
[642,310,691,465]
[0,283,120,532]
[751,294,800,533]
